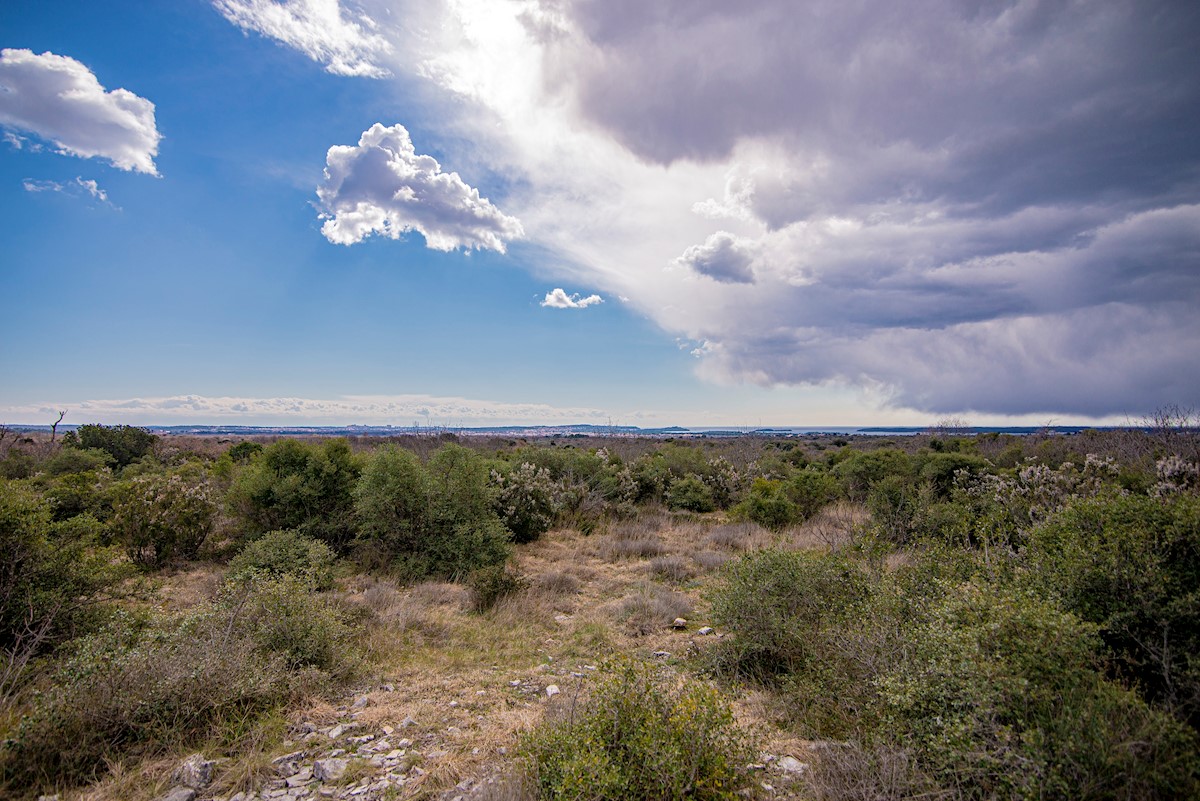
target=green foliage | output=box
[522,660,752,801]
[730,477,794,530]
[710,549,870,682]
[1024,493,1200,725]
[0,483,131,697]
[665,474,715,513]
[41,446,113,476]
[221,574,355,673]
[229,438,361,552]
[783,466,841,521]
[832,448,913,502]
[467,563,527,612]
[878,583,1200,800]
[110,472,217,568]
[914,451,990,499]
[0,449,36,480]
[228,528,337,591]
[227,441,263,463]
[712,542,1200,798]
[41,468,111,521]
[353,444,510,579]
[67,424,157,470]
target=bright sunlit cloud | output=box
[0,48,161,174]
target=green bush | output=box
[228,528,338,591]
[41,446,113,477]
[467,563,527,611]
[665,474,715,513]
[353,444,510,579]
[228,438,361,552]
[110,472,217,568]
[730,478,795,530]
[782,467,841,521]
[522,660,752,801]
[0,484,131,697]
[832,448,913,502]
[1024,493,1200,726]
[878,583,1200,799]
[711,549,870,681]
[63,424,157,470]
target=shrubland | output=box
[0,419,1196,800]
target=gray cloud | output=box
[674,231,757,283]
[316,122,524,252]
[0,48,161,174]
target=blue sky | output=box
[2,0,1198,428]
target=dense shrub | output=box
[832,448,913,502]
[1024,493,1200,725]
[228,528,337,590]
[711,549,870,682]
[353,444,510,578]
[63,424,157,470]
[522,660,752,801]
[665,474,715,512]
[730,477,795,530]
[878,583,1200,799]
[782,467,841,521]
[110,472,217,567]
[40,446,113,477]
[0,484,131,698]
[229,438,361,551]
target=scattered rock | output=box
[313,758,348,782]
[400,716,418,728]
[352,695,370,709]
[157,788,196,801]
[698,626,715,635]
[672,617,688,629]
[545,684,560,698]
[776,756,808,774]
[652,650,671,658]
[174,753,216,788]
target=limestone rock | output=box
[174,753,215,788]
[158,788,196,801]
[313,758,348,781]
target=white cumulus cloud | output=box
[214,0,392,77]
[541,288,603,309]
[0,48,160,174]
[316,122,524,252]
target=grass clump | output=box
[521,660,752,801]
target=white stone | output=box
[313,758,348,781]
[545,684,560,698]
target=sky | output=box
[1,0,1198,429]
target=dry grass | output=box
[55,508,849,801]
[785,502,869,550]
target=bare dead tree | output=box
[50,410,66,444]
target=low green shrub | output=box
[730,478,795,530]
[665,474,715,513]
[228,528,337,590]
[521,660,752,801]
[467,563,527,612]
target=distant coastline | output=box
[1,422,1139,438]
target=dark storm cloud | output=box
[537,0,1200,415]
